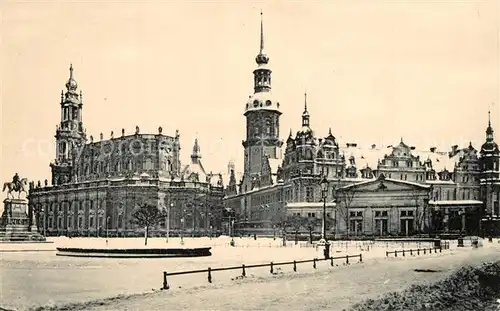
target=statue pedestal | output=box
[1,198,45,242]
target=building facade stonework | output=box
[29,66,226,237]
[223,15,500,238]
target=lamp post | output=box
[165,202,173,243]
[105,216,110,246]
[230,219,235,246]
[43,207,47,237]
[320,176,330,259]
[206,212,212,238]
[180,217,185,245]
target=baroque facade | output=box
[223,15,500,238]
[28,66,226,237]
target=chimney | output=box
[410,146,416,150]
[371,144,376,149]
[430,147,436,153]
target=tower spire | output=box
[302,91,310,127]
[304,91,308,112]
[255,10,269,65]
[260,10,264,55]
[65,63,78,92]
[191,137,201,164]
[486,109,494,141]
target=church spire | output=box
[302,92,310,127]
[65,63,78,93]
[255,11,269,65]
[486,109,494,142]
[260,10,264,54]
[191,138,201,164]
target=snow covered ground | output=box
[31,242,500,311]
[1,237,496,311]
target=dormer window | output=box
[253,100,259,107]
[265,100,272,106]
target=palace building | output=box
[223,14,500,238]
[28,65,226,237]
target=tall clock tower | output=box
[241,12,283,192]
[479,111,500,220]
[50,64,87,185]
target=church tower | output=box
[50,64,86,185]
[241,12,283,193]
[479,110,500,218]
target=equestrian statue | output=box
[2,173,29,199]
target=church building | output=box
[28,65,226,237]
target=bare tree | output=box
[131,203,165,246]
[335,187,357,239]
[303,217,321,243]
[285,215,304,245]
[271,214,290,246]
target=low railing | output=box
[162,253,362,290]
[385,246,447,257]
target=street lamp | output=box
[165,202,173,243]
[230,219,235,246]
[206,212,212,238]
[320,176,330,259]
[180,217,185,245]
[40,207,46,237]
[106,216,110,246]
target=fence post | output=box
[313,258,317,269]
[402,249,405,257]
[395,250,398,257]
[330,257,334,266]
[410,249,413,256]
[270,262,274,274]
[424,248,426,254]
[242,264,246,277]
[386,251,388,257]
[346,255,349,265]
[163,271,169,290]
[417,248,420,255]
[293,260,297,272]
[208,267,212,283]
[359,254,362,263]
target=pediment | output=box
[340,177,430,193]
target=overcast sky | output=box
[1,0,499,186]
